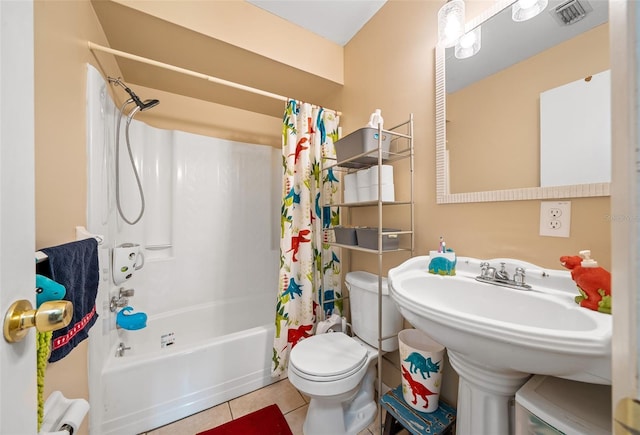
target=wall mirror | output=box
[435,0,610,203]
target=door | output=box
[0,0,37,433]
[610,1,640,433]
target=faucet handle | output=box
[514,267,526,285]
[479,262,491,278]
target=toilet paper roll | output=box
[370,183,395,202]
[356,168,371,187]
[58,400,90,433]
[358,186,372,202]
[369,165,394,185]
[344,173,358,191]
[40,391,90,435]
[344,188,358,204]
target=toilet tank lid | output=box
[345,271,389,295]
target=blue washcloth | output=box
[40,238,99,362]
[116,306,147,330]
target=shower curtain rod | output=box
[87,41,342,116]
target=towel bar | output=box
[35,227,103,263]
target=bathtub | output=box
[96,298,279,435]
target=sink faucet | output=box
[476,262,531,290]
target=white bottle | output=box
[367,109,384,129]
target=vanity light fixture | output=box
[438,0,465,48]
[512,0,549,22]
[455,26,481,59]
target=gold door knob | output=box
[3,299,73,343]
[615,397,640,433]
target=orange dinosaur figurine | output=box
[560,250,611,314]
[401,366,437,409]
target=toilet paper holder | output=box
[316,314,347,335]
[39,391,89,435]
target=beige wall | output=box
[35,0,612,431]
[35,2,115,434]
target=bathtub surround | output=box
[85,66,280,434]
[272,101,342,378]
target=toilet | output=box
[288,271,404,435]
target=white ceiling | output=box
[246,0,387,46]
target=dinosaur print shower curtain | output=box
[272,100,342,377]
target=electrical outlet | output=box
[540,201,571,237]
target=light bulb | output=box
[518,0,537,9]
[438,0,465,48]
[512,0,548,22]
[458,31,476,49]
[455,26,481,59]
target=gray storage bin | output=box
[333,227,358,245]
[335,127,391,167]
[356,227,400,250]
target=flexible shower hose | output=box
[115,100,145,225]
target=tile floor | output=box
[141,378,407,435]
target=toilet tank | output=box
[345,271,403,351]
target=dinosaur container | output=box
[398,328,445,413]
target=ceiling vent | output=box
[553,0,592,25]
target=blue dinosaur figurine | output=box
[35,274,66,307]
[428,250,457,276]
[404,352,441,379]
[116,306,147,330]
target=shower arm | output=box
[108,77,145,109]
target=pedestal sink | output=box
[387,256,611,435]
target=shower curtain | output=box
[272,100,342,377]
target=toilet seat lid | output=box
[290,333,368,379]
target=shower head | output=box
[108,77,160,112]
[140,99,160,111]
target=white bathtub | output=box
[96,299,278,435]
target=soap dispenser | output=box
[579,250,598,268]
